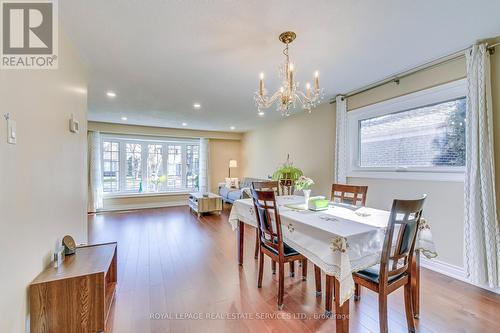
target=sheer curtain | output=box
[88,131,103,212]
[199,138,210,193]
[334,95,348,184]
[464,43,500,288]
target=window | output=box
[102,141,120,192]
[147,144,164,192]
[101,136,200,195]
[348,79,466,181]
[186,144,199,189]
[166,145,182,189]
[125,143,142,192]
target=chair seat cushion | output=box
[262,239,299,257]
[354,264,406,283]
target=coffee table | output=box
[188,192,223,217]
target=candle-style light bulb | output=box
[259,72,264,96]
[306,82,311,98]
[289,63,294,88]
[314,71,319,92]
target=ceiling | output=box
[61,0,500,132]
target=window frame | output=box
[347,79,466,182]
[101,134,200,197]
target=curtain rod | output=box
[330,42,499,103]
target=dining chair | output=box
[352,196,426,333]
[251,181,281,261]
[251,188,309,310]
[331,183,368,206]
[253,180,280,194]
[314,183,370,296]
[279,178,295,195]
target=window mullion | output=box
[182,144,187,189]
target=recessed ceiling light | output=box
[258,111,265,116]
[193,103,201,109]
[182,122,187,126]
[230,126,235,130]
[106,91,116,98]
[121,116,128,121]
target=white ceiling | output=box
[61,0,500,132]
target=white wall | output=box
[242,103,335,197]
[0,29,88,332]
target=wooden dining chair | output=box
[253,180,280,194]
[313,183,370,297]
[279,178,295,195]
[251,181,281,260]
[251,188,308,310]
[352,196,426,333]
[331,183,368,207]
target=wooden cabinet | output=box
[30,242,117,333]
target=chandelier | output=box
[254,31,324,116]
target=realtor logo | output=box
[1,0,58,69]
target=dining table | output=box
[228,195,437,333]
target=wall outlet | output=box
[7,119,16,144]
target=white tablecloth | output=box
[228,195,437,305]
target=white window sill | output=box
[347,170,464,182]
[104,190,193,199]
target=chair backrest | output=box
[253,181,280,195]
[331,183,368,206]
[379,196,426,285]
[250,189,284,255]
[279,179,295,195]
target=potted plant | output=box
[272,154,303,183]
[295,176,314,203]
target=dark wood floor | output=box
[89,205,500,333]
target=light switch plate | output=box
[7,119,16,144]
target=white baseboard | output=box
[98,200,188,212]
[420,256,467,281]
[421,257,500,294]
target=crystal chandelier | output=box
[254,31,324,116]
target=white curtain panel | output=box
[88,131,104,212]
[464,43,500,288]
[334,95,348,184]
[199,138,210,193]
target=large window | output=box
[102,136,200,194]
[348,79,466,181]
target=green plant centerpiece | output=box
[272,154,303,183]
[294,176,314,192]
[295,175,314,204]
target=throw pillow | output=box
[225,177,239,188]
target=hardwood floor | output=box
[89,205,500,333]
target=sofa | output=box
[218,177,268,204]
